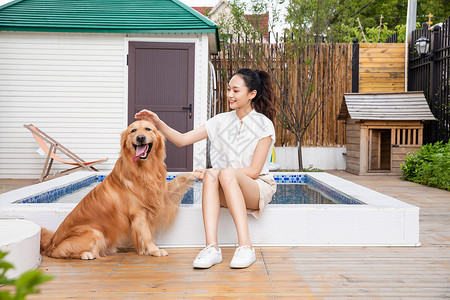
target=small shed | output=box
[338,92,435,175]
[0,0,219,178]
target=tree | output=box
[285,0,450,42]
[213,0,281,42]
[269,42,350,171]
[341,23,411,43]
[285,0,340,41]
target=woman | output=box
[135,68,277,269]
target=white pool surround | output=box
[0,171,420,247]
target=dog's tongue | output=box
[132,145,147,163]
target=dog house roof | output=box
[338,92,436,121]
[0,0,219,53]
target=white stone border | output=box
[0,171,420,247]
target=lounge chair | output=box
[24,124,108,182]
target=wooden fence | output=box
[211,42,352,147]
[358,43,406,92]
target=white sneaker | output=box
[193,244,222,269]
[230,245,256,268]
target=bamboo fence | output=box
[211,41,353,147]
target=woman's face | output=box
[227,75,257,111]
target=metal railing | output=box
[409,18,450,143]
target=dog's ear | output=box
[153,129,166,160]
[120,128,129,154]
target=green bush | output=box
[0,251,53,300]
[401,140,450,191]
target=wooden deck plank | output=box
[2,171,450,298]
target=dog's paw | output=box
[192,170,205,181]
[150,248,168,257]
[81,252,95,260]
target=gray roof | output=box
[339,92,436,121]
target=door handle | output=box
[182,104,192,119]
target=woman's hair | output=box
[233,68,276,121]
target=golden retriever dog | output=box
[40,120,198,259]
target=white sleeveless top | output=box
[205,110,275,175]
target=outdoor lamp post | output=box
[415,36,430,55]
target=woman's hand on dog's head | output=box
[135,109,161,127]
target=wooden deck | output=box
[1,171,449,298]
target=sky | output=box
[180,0,220,6]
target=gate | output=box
[408,17,450,143]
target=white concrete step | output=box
[0,218,41,279]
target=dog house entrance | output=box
[368,129,391,172]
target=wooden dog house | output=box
[338,92,435,175]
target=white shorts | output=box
[247,174,277,219]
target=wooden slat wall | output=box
[0,31,210,178]
[391,146,421,173]
[356,121,424,174]
[345,118,360,174]
[0,32,125,178]
[359,43,405,92]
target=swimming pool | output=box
[0,171,420,246]
[13,175,363,206]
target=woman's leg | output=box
[201,169,222,249]
[217,167,260,247]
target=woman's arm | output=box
[135,109,207,147]
[157,121,208,147]
[239,136,272,179]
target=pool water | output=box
[177,183,351,205]
[56,182,101,203]
[272,184,339,204]
[17,177,363,205]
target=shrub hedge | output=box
[401,140,450,191]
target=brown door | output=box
[368,129,391,172]
[128,42,194,172]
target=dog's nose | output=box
[136,135,146,144]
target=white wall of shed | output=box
[0,31,209,179]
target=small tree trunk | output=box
[297,138,304,171]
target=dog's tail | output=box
[160,172,199,227]
[40,227,54,253]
